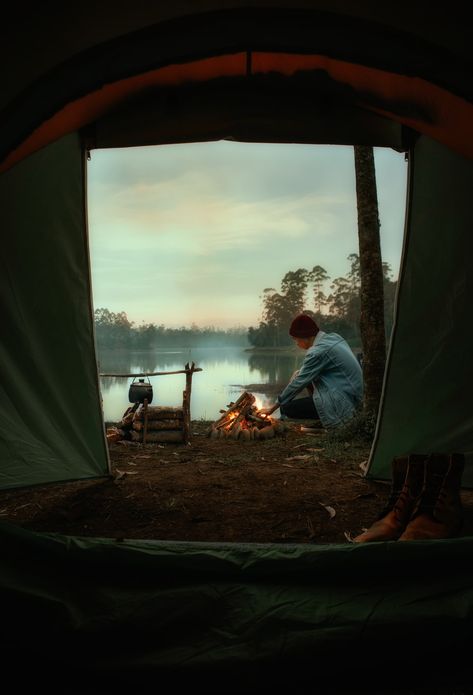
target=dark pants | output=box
[280,397,319,420]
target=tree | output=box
[309,265,329,315]
[261,288,293,347]
[280,268,309,316]
[382,262,398,343]
[94,307,133,348]
[345,253,362,332]
[354,145,386,415]
[327,276,352,319]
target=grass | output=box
[323,409,377,459]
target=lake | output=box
[98,347,305,422]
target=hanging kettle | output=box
[128,376,153,404]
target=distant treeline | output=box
[247,254,397,349]
[94,310,249,349]
[95,253,397,351]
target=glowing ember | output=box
[207,391,288,441]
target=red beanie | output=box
[289,314,319,338]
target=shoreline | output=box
[243,346,301,354]
[231,383,284,394]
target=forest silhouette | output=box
[94,253,397,351]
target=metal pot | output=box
[128,377,153,404]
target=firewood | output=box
[106,427,123,443]
[231,423,242,440]
[117,412,135,428]
[208,391,285,442]
[134,406,183,421]
[142,398,149,444]
[213,416,233,430]
[239,428,251,442]
[225,407,248,433]
[259,425,275,440]
[247,413,269,426]
[214,391,255,427]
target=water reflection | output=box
[98,347,304,422]
[247,351,303,385]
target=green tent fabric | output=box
[0,134,109,489]
[0,3,472,690]
[368,136,473,485]
[2,520,473,691]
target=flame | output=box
[253,394,264,411]
[220,392,274,432]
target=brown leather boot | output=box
[398,453,465,541]
[353,454,426,542]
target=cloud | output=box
[87,142,407,327]
[89,174,354,257]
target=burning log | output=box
[208,391,288,441]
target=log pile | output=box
[132,405,185,443]
[107,404,185,444]
[105,361,200,445]
[207,391,288,441]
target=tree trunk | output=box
[354,145,386,415]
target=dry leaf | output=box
[285,454,311,461]
[114,469,126,480]
[344,531,355,543]
[319,503,336,519]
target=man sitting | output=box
[260,314,363,428]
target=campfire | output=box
[207,391,287,441]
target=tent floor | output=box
[2,419,473,544]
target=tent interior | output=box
[1,3,472,690]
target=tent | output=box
[1,3,472,690]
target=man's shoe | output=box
[398,453,464,541]
[353,454,426,542]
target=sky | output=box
[87,141,408,330]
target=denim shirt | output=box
[277,331,363,428]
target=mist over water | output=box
[98,347,304,422]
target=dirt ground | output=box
[2,418,473,545]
